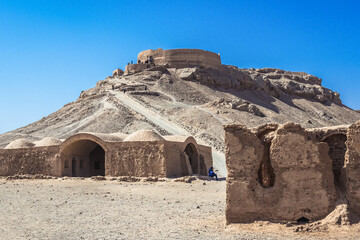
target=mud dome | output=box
[0,130,212,178]
[224,121,360,223]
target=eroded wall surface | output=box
[0,146,60,176]
[106,142,166,177]
[225,123,336,223]
[345,121,360,216]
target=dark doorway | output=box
[89,145,105,176]
[72,158,77,177]
[184,143,199,174]
[62,140,106,177]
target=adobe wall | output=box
[106,142,166,177]
[137,48,221,70]
[0,132,212,178]
[163,140,213,177]
[225,123,336,223]
[197,145,213,176]
[163,141,188,177]
[345,121,360,216]
[0,146,60,176]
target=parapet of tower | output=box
[125,48,221,74]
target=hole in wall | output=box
[297,217,309,224]
[322,134,347,189]
[258,141,275,187]
[184,143,199,174]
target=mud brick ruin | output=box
[124,48,221,74]
[224,121,360,223]
[0,130,212,178]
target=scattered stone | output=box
[5,174,57,180]
[117,176,141,182]
[91,176,106,181]
[173,176,197,183]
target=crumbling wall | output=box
[225,123,336,223]
[137,48,221,70]
[124,63,153,75]
[345,121,360,216]
[0,146,60,176]
[112,68,124,76]
[106,142,166,177]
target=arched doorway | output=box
[61,140,106,177]
[184,143,199,174]
[322,134,347,188]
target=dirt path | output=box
[111,90,227,177]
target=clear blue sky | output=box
[0,0,359,134]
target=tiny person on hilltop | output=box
[208,167,218,181]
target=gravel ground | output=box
[0,178,359,240]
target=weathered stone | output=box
[224,122,337,223]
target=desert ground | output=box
[1,177,359,240]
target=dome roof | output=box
[123,130,164,142]
[76,132,127,142]
[5,139,35,149]
[163,135,190,143]
[33,137,62,147]
[109,132,129,140]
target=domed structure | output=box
[33,137,62,147]
[123,130,164,142]
[5,139,35,149]
[0,130,212,179]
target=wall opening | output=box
[184,143,199,174]
[258,141,275,188]
[61,140,106,177]
[72,158,77,176]
[322,134,347,188]
[297,217,309,224]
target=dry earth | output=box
[1,178,360,240]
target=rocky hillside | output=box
[1,65,359,176]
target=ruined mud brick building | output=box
[124,48,221,74]
[0,130,212,178]
[225,121,360,223]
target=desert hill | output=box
[1,60,359,176]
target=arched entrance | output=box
[61,140,106,177]
[184,143,199,175]
[322,134,347,188]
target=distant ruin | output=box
[124,48,221,74]
[224,121,360,223]
[0,130,212,178]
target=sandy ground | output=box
[1,178,360,240]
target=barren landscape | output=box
[1,177,359,240]
[1,50,360,239]
[1,65,359,176]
